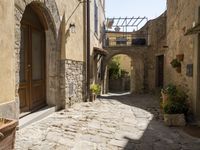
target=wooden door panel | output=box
[31,81,46,109]
[31,30,43,80]
[156,55,164,87]
[19,25,30,113]
[30,29,46,110]
[19,86,29,112]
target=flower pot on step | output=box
[164,114,186,126]
[90,93,96,102]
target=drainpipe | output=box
[86,0,91,101]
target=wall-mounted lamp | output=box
[69,23,76,33]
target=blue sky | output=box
[105,0,167,20]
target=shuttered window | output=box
[94,0,98,34]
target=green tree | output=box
[108,56,121,79]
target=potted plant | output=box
[0,118,18,149]
[161,84,177,104]
[170,58,181,73]
[162,85,189,126]
[90,84,101,101]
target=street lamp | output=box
[69,23,76,33]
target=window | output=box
[116,37,127,45]
[94,0,98,34]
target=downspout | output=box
[86,0,91,101]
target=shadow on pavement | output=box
[100,93,161,120]
[100,93,200,150]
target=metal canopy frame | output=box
[106,17,148,32]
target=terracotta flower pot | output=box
[90,93,96,102]
[164,114,186,126]
[176,54,184,61]
[0,118,18,150]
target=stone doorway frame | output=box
[15,0,62,117]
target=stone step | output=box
[18,106,56,129]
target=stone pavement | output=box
[15,94,200,150]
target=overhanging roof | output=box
[106,17,148,32]
[93,47,108,56]
[185,23,200,35]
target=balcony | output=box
[104,34,148,48]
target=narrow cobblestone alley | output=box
[15,94,200,150]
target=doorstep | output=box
[18,106,56,129]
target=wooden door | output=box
[19,25,46,113]
[30,28,46,111]
[156,55,164,88]
[19,6,46,113]
[19,25,30,112]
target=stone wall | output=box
[60,60,86,108]
[166,0,195,91]
[109,78,130,92]
[166,0,200,119]
[104,13,167,93]
[145,12,167,91]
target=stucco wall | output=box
[0,0,15,104]
[90,0,105,52]
[55,0,85,62]
[55,0,105,61]
[113,54,132,75]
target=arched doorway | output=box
[19,5,46,113]
[108,54,132,93]
[102,50,145,94]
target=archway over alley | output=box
[102,46,148,94]
[107,54,132,93]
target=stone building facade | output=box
[166,0,200,122]
[103,13,167,94]
[0,0,105,119]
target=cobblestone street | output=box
[15,94,200,150]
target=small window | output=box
[116,37,127,45]
[94,0,98,34]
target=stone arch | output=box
[102,50,145,94]
[15,0,60,37]
[14,0,62,115]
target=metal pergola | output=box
[106,17,148,32]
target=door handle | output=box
[26,64,31,71]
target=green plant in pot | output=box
[161,84,177,104]
[170,59,181,68]
[162,85,189,126]
[90,84,101,101]
[170,58,181,73]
